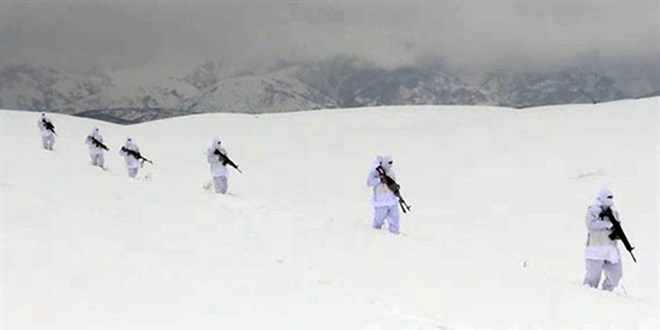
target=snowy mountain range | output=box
[0,57,653,123]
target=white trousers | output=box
[42,135,55,150]
[91,153,105,168]
[583,259,622,291]
[213,176,228,194]
[128,167,139,178]
[372,204,400,234]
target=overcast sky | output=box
[1,1,658,75]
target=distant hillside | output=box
[1,57,656,123]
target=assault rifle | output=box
[88,136,109,151]
[600,207,637,263]
[375,166,411,213]
[121,146,153,165]
[42,119,56,135]
[213,149,242,173]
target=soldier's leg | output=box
[385,204,400,234]
[128,167,138,178]
[42,136,49,149]
[583,259,604,288]
[601,260,623,291]
[219,176,228,194]
[47,135,55,150]
[372,206,388,229]
[212,176,223,193]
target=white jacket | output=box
[584,203,621,263]
[119,141,141,169]
[207,141,228,178]
[366,162,398,207]
[37,117,55,137]
[85,130,105,155]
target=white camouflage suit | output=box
[206,137,229,194]
[583,188,623,291]
[366,155,400,234]
[37,113,56,150]
[85,127,106,168]
[118,138,141,178]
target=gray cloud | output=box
[1,1,658,75]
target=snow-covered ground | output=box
[1,98,658,329]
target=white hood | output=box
[597,187,614,207]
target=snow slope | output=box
[1,98,658,329]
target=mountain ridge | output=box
[1,57,651,123]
